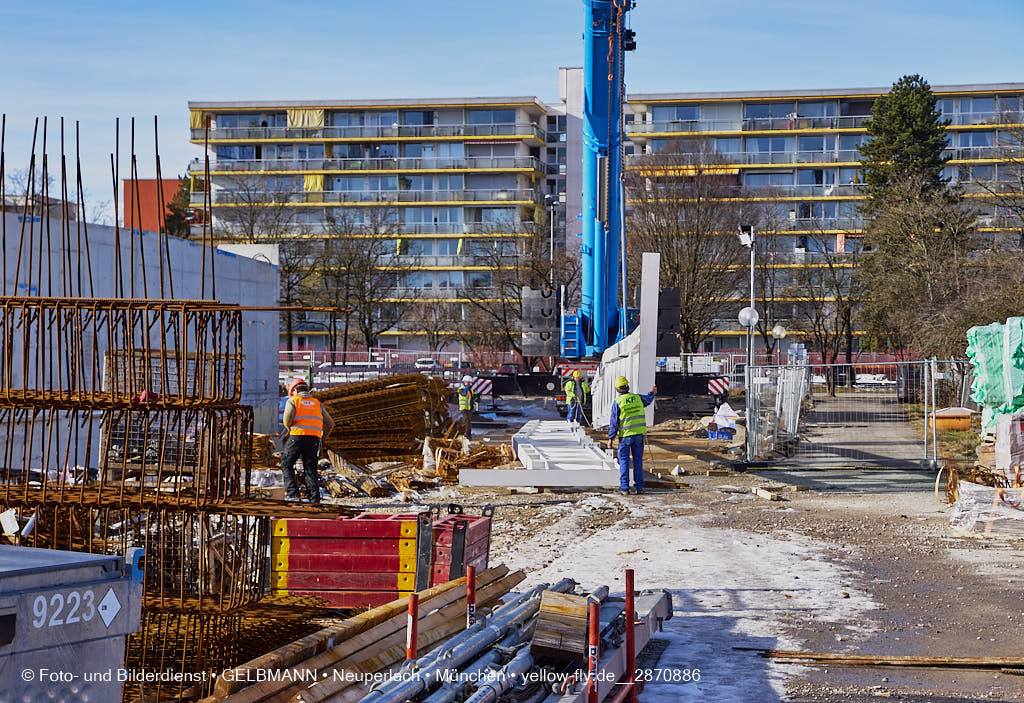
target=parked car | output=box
[497,363,520,375]
[414,357,441,372]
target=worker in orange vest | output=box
[281,378,335,503]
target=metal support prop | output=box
[466,564,477,629]
[406,593,419,661]
[588,600,600,703]
[624,569,637,703]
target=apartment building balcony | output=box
[190,122,546,144]
[944,111,1024,126]
[627,150,863,167]
[627,115,871,135]
[728,183,867,198]
[196,188,540,206]
[387,286,501,299]
[386,254,518,268]
[198,156,546,174]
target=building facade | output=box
[188,80,1024,353]
[625,83,1024,352]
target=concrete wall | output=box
[1,212,280,431]
[559,67,584,258]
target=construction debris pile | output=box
[205,567,673,703]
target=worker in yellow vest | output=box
[457,375,476,439]
[281,379,335,503]
[607,375,656,495]
[563,370,591,425]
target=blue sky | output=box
[2,0,1022,222]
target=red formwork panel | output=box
[271,589,412,609]
[271,536,416,555]
[433,537,489,566]
[270,553,416,574]
[272,570,415,592]
[430,552,488,587]
[272,514,420,539]
[432,514,491,547]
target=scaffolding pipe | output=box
[420,631,523,703]
[462,646,535,703]
[358,579,575,703]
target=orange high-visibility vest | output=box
[289,397,324,437]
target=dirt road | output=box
[447,470,1024,702]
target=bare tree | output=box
[458,211,578,362]
[786,222,860,393]
[212,174,300,243]
[857,176,978,358]
[751,202,790,358]
[975,123,1024,246]
[625,139,759,352]
[317,207,406,350]
[411,292,458,351]
[277,237,320,351]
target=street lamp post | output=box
[738,225,757,462]
[771,324,787,365]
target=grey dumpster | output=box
[0,544,144,702]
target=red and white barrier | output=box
[708,377,730,396]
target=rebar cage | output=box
[0,297,243,408]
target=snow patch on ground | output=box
[516,516,878,702]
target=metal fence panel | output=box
[747,361,978,468]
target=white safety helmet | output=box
[461,375,473,383]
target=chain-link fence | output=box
[747,361,976,468]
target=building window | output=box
[744,103,794,120]
[838,168,863,184]
[959,131,993,148]
[839,135,868,153]
[797,102,837,118]
[797,201,837,220]
[797,169,836,185]
[746,137,794,153]
[402,110,435,126]
[651,105,699,122]
[714,137,741,153]
[743,171,793,186]
[469,109,516,124]
[798,135,831,153]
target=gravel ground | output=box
[428,468,1024,702]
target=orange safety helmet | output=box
[289,378,309,396]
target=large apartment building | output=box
[188,78,1024,352]
[625,83,1024,352]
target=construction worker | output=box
[281,379,335,503]
[563,370,590,425]
[607,376,656,495]
[458,375,475,439]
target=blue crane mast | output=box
[563,0,636,358]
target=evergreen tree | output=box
[163,177,192,238]
[859,74,950,200]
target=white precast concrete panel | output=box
[1,212,280,431]
[459,420,618,487]
[592,252,659,428]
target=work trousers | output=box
[460,410,472,439]
[567,399,583,424]
[617,434,645,490]
[281,434,322,502]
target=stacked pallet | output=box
[271,513,431,609]
[430,509,493,586]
